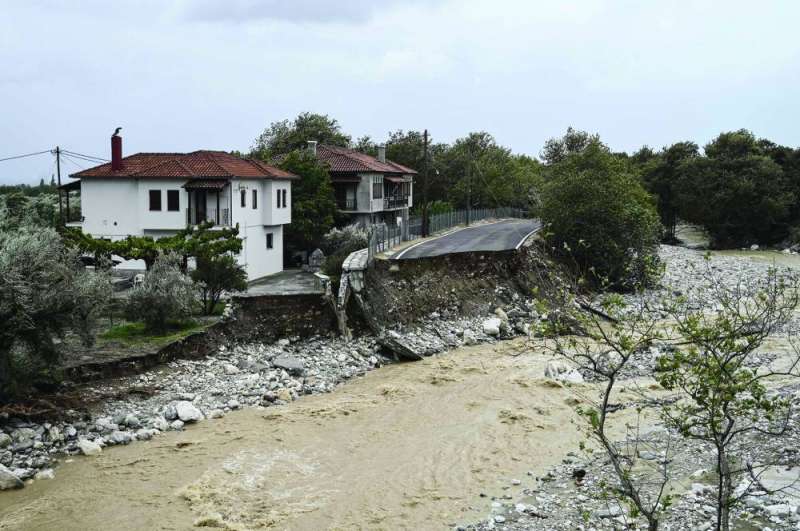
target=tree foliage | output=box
[125,252,196,333]
[191,254,247,315]
[277,150,338,252]
[66,221,243,270]
[0,226,110,398]
[540,136,662,289]
[251,112,351,158]
[674,130,794,247]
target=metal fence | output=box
[367,206,527,263]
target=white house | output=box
[309,142,416,226]
[65,133,298,280]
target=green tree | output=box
[639,142,700,242]
[0,226,108,398]
[540,139,662,289]
[191,254,247,315]
[676,130,793,247]
[540,126,601,165]
[656,265,800,531]
[251,112,351,158]
[277,150,338,252]
[125,252,196,333]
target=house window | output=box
[372,176,383,199]
[266,232,274,249]
[282,189,287,208]
[149,190,161,211]
[240,189,246,208]
[276,188,281,208]
[167,190,179,211]
[252,189,258,209]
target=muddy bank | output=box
[0,339,597,531]
[360,245,563,329]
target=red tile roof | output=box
[316,145,417,175]
[70,150,298,180]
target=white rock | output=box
[34,469,55,480]
[223,363,239,375]
[750,244,760,251]
[482,317,502,336]
[170,420,185,431]
[0,433,11,448]
[77,439,102,456]
[765,504,795,517]
[208,409,225,419]
[0,464,23,490]
[151,417,169,432]
[175,401,204,423]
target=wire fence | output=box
[367,207,527,263]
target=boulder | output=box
[482,317,503,336]
[108,431,133,445]
[0,464,23,490]
[272,354,305,376]
[170,420,185,431]
[77,438,102,456]
[34,469,55,481]
[175,401,204,423]
[0,433,11,449]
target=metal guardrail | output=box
[367,207,527,263]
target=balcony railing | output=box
[337,197,358,211]
[383,196,409,209]
[187,208,230,226]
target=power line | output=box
[0,149,52,163]
[61,149,108,163]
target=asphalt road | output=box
[394,219,542,260]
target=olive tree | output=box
[125,252,196,333]
[0,226,110,398]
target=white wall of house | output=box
[261,179,292,226]
[81,179,143,238]
[137,180,190,231]
[240,224,284,280]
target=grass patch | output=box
[99,320,205,347]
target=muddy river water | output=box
[0,340,607,531]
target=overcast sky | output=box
[2,0,799,184]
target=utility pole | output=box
[55,146,63,225]
[466,143,472,227]
[422,129,430,237]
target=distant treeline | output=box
[252,114,800,249]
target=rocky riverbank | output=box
[465,244,800,530]
[0,291,540,490]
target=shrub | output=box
[125,252,196,332]
[541,141,662,289]
[0,226,105,398]
[71,268,113,347]
[191,254,247,315]
[321,224,369,280]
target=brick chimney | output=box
[377,145,386,163]
[111,129,123,171]
[307,140,318,157]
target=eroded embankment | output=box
[358,245,566,331]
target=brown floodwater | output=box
[0,340,604,531]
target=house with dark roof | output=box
[308,141,416,226]
[66,132,298,280]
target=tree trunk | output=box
[716,443,731,531]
